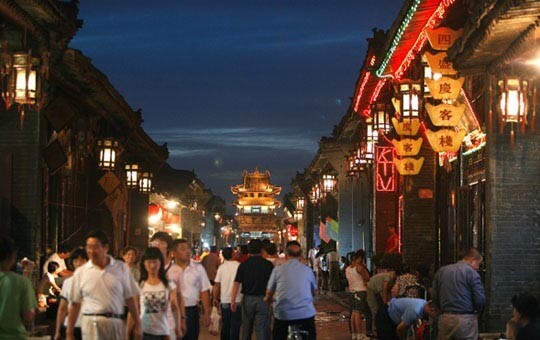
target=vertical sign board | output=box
[376,147,396,192]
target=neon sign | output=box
[376,147,396,192]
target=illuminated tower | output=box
[231,169,281,235]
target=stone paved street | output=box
[199,293,351,340]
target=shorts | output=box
[349,291,367,312]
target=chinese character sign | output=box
[425,52,456,75]
[426,27,464,50]
[391,117,421,136]
[376,147,395,192]
[425,129,467,152]
[391,137,423,156]
[394,157,425,176]
[425,103,466,126]
[426,77,464,100]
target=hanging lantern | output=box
[125,163,140,188]
[322,174,336,193]
[139,171,153,193]
[293,210,303,221]
[498,78,528,133]
[398,82,421,119]
[297,196,305,209]
[373,103,391,133]
[13,53,37,106]
[363,117,377,164]
[97,138,119,170]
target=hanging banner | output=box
[425,52,457,75]
[376,146,395,192]
[425,129,467,152]
[425,103,466,126]
[426,27,463,51]
[394,157,425,176]
[392,137,423,156]
[426,77,464,100]
[391,117,421,136]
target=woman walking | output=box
[129,247,182,339]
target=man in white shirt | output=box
[66,230,142,340]
[213,247,242,340]
[150,231,187,339]
[172,238,212,340]
[43,244,72,278]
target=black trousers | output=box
[221,303,241,340]
[182,306,200,340]
[375,305,399,340]
[273,316,316,340]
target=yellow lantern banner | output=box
[394,157,424,176]
[426,77,464,100]
[425,103,466,126]
[392,138,423,156]
[391,117,421,136]
[425,52,456,75]
[426,27,463,51]
[426,129,466,153]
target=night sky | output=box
[70,1,402,209]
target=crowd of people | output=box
[0,233,317,340]
[1,233,539,340]
[343,247,540,340]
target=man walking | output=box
[432,248,485,340]
[172,238,212,340]
[231,239,274,340]
[264,241,316,340]
[66,230,142,340]
[213,247,242,340]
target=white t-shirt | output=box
[165,263,183,331]
[180,261,211,307]
[140,281,176,336]
[214,260,242,303]
[43,253,67,274]
[60,277,81,328]
[345,266,367,292]
[70,256,140,314]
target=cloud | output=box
[147,126,327,155]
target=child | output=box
[131,247,182,340]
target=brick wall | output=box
[0,107,41,259]
[484,131,540,330]
[402,144,437,267]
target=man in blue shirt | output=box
[264,241,317,340]
[432,248,485,340]
[376,298,439,339]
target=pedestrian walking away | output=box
[214,247,243,340]
[432,248,485,340]
[264,240,317,340]
[231,239,274,340]
[66,230,142,340]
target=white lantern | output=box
[97,138,119,170]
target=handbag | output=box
[209,306,221,336]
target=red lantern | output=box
[148,204,160,216]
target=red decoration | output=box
[169,214,180,224]
[376,147,396,192]
[148,204,161,216]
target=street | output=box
[198,293,351,340]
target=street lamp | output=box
[138,171,153,193]
[1,52,37,108]
[125,163,140,189]
[97,138,119,170]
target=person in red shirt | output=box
[385,225,400,254]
